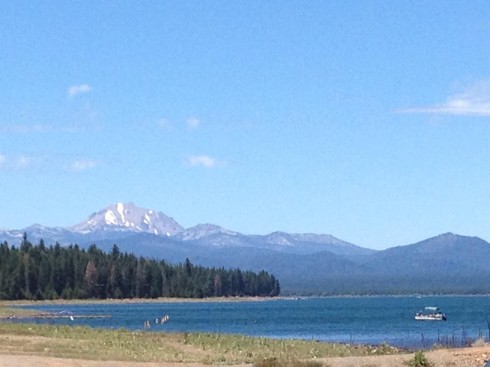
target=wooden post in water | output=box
[486,314,490,340]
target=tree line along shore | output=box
[0,235,280,301]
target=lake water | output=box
[16,296,490,349]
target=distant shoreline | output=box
[3,293,490,308]
[0,296,284,307]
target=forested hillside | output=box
[0,235,280,300]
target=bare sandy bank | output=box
[1,345,489,367]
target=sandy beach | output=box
[0,344,489,367]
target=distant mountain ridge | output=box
[1,203,490,294]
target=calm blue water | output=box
[15,296,490,349]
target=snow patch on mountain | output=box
[264,232,356,247]
[71,202,184,235]
[176,223,239,241]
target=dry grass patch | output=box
[0,323,202,362]
[183,333,403,364]
[0,322,403,365]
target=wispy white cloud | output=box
[68,84,92,98]
[186,155,220,168]
[0,154,98,172]
[0,154,36,170]
[187,116,200,129]
[0,122,100,134]
[157,118,172,130]
[14,155,31,169]
[398,80,490,116]
[0,124,51,133]
[69,159,98,172]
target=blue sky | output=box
[1,2,490,250]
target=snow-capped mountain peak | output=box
[71,202,184,235]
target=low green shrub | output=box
[407,351,432,367]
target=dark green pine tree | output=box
[0,239,280,300]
